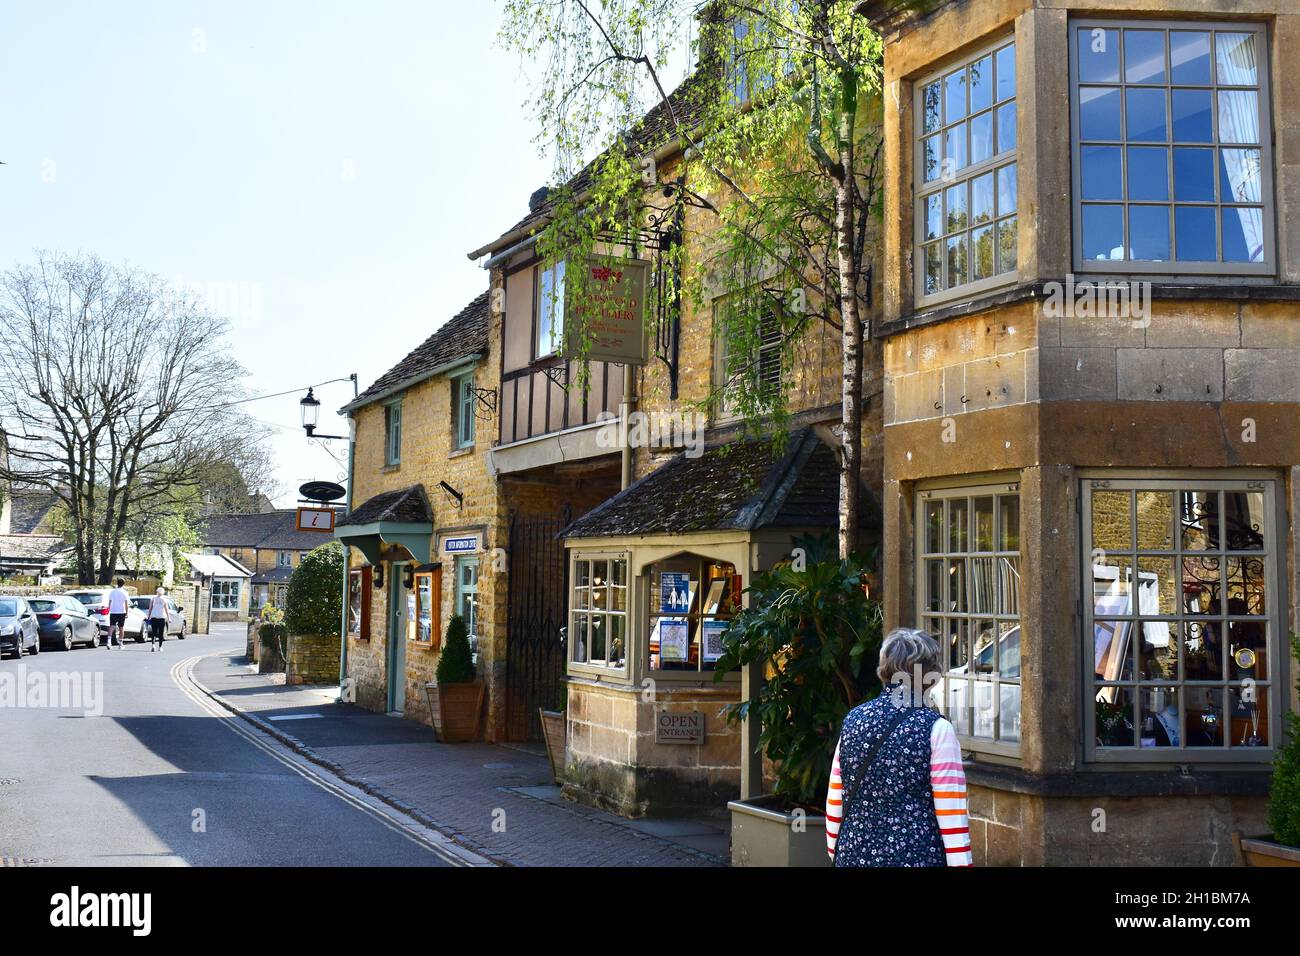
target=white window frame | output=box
[914,35,1020,309]
[212,579,241,611]
[384,400,403,466]
[535,260,565,359]
[568,551,629,677]
[1080,474,1283,764]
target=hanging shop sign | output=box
[443,535,480,555]
[296,506,337,532]
[562,255,649,366]
[656,709,704,745]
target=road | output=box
[0,624,453,867]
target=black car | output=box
[31,596,99,651]
[0,596,41,659]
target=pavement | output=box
[189,625,729,867]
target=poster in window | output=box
[659,619,690,662]
[660,572,692,614]
[702,619,728,664]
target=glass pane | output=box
[1181,491,1220,550]
[1139,686,1181,748]
[945,182,967,232]
[924,192,943,239]
[946,234,968,288]
[972,225,994,281]
[945,617,968,671]
[970,55,993,112]
[1092,490,1131,551]
[970,110,993,164]
[1223,490,1265,551]
[923,134,941,182]
[1228,620,1268,681]
[1081,145,1123,200]
[996,556,1020,617]
[995,215,1017,274]
[1079,86,1122,141]
[999,683,1021,742]
[1170,31,1212,85]
[1135,491,1173,550]
[947,559,967,613]
[1138,620,1178,681]
[998,622,1021,678]
[924,499,943,552]
[609,615,625,667]
[1125,29,1166,84]
[944,69,967,122]
[922,81,942,134]
[1217,90,1259,144]
[1182,556,1221,615]
[1222,207,1264,263]
[925,559,945,613]
[1082,204,1124,261]
[589,611,606,661]
[971,172,994,224]
[1186,686,1225,746]
[1136,557,1176,615]
[1228,684,1266,748]
[1126,88,1167,142]
[1171,89,1213,143]
[1078,27,1121,83]
[1220,148,1262,203]
[1173,147,1214,201]
[610,562,627,611]
[973,497,994,550]
[998,496,1020,551]
[972,619,996,675]
[995,101,1016,153]
[947,679,971,735]
[945,123,967,171]
[1225,556,1266,616]
[997,164,1017,215]
[970,558,996,614]
[923,242,943,294]
[1128,205,1171,261]
[948,498,969,552]
[1184,619,1224,681]
[972,678,996,739]
[995,44,1015,102]
[1215,32,1258,86]
[571,612,588,662]
[1095,686,1136,747]
[1127,147,1169,201]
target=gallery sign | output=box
[655,709,704,745]
[562,255,649,366]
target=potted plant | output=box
[538,684,568,783]
[713,534,883,867]
[1237,633,1300,866]
[426,615,484,743]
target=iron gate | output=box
[505,511,570,741]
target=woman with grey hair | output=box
[825,627,972,866]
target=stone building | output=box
[200,511,332,620]
[860,0,1299,864]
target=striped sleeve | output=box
[930,717,973,867]
[825,740,843,861]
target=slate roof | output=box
[345,292,490,412]
[200,511,333,552]
[338,485,433,528]
[9,490,60,534]
[561,429,880,538]
[183,552,253,578]
[252,565,295,586]
[0,534,67,562]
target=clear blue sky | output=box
[1,0,551,505]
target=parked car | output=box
[30,596,99,650]
[0,596,40,659]
[65,588,148,642]
[131,596,187,640]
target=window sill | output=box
[448,446,474,459]
[964,760,1272,798]
[381,463,401,474]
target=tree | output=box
[500,0,887,558]
[0,252,272,583]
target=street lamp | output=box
[299,388,321,436]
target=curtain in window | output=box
[1216,33,1264,261]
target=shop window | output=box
[916,38,1018,306]
[413,567,441,647]
[1071,21,1272,272]
[570,556,628,670]
[385,400,403,466]
[1083,479,1276,760]
[212,580,241,611]
[454,373,476,449]
[348,567,372,640]
[918,485,1022,750]
[536,260,565,359]
[455,556,479,663]
[647,555,741,673]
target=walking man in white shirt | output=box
[147,587,168,652]
[106,578,130,649]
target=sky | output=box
[0,0,553,506]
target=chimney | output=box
[528,187,551,213]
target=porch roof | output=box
[560,429,880,540]
[335,485,434,565]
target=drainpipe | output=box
[620,364,636,490]
[338,374,358,700]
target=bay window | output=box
[1070,20,1273,272]
[646,555,740,673]
[569,555,628,671]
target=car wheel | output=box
[63,628,74,651]
[29,633,38,655]
[12,636,22,659]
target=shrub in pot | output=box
[713,533,883,866]
[428,615,484,743]
[1240,633,1300,865]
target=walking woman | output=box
[825,628,972,867]
[147,587,168,652]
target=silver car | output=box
[0,596,41,658]
[131,596,187,639]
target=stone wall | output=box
[286,632,341,686]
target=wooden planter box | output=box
[538,708,567,782]
[1234,833,1300,867]
[426,681,485,743]
[728,796,831,868]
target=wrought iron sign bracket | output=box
[542,364,570,389]
[470,385,498,421]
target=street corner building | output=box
[860,0,1300,864]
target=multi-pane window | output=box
[413,568,440,646]
[455,373,476,449]
[455,556,479,664]
[713,298,783,417]
[916,39,1018,303]
[647,556,740,673]
[536,261,565,358]
[570,556,628,670]
[1071,21,1272,272]
[277,551,292,568]
[348,567,371,640]
[1083,480,1276,760]
[918,486,1022,748]
[384,401,403,465]
[212,580,241,611]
